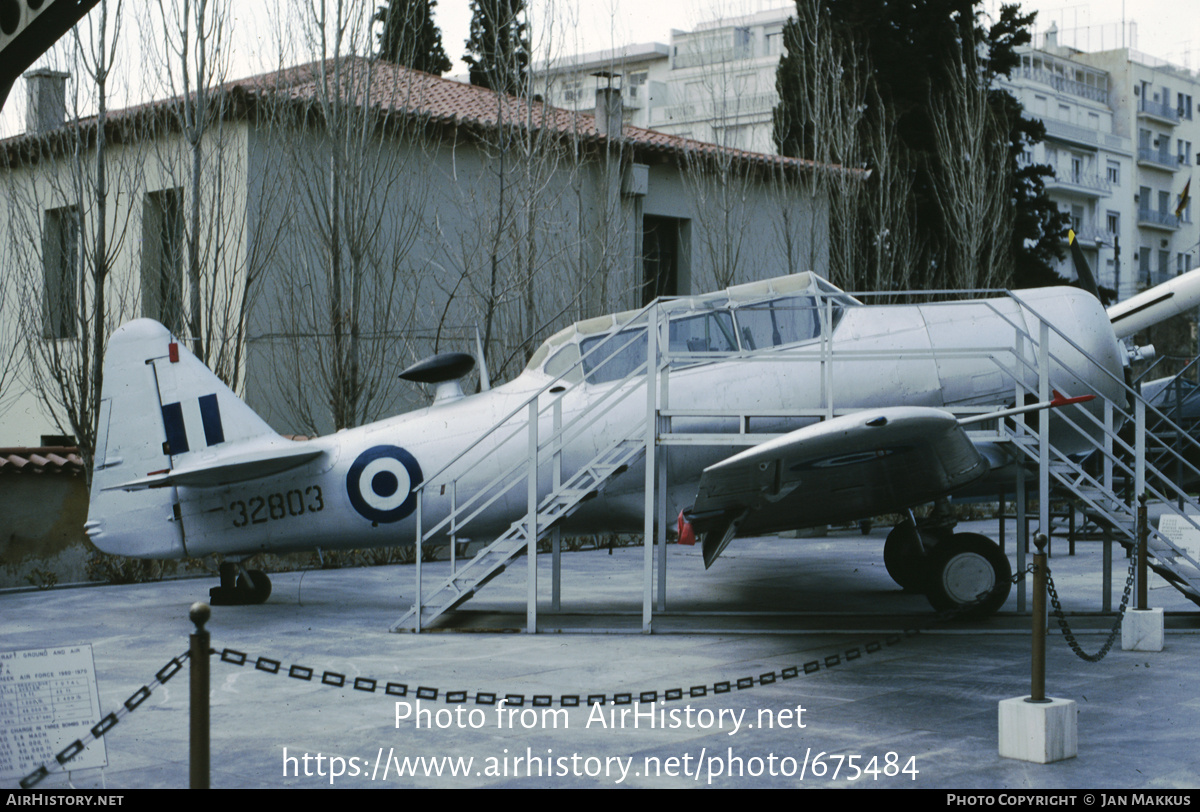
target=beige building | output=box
[0,58,831,445]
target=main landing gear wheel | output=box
[924,533,1011,619]
[883,524,946,591]
[210,562,272,606]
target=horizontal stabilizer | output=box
[108,442,323,490]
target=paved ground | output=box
[3,519,1199,789]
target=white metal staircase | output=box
[391,434,646,630]
[391,302,663,633]
[992,312,1200,607]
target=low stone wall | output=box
[0,472,91,589]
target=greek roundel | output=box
[346,446,423,523]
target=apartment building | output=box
[1072,41,1200,296]
[539,7,792,155]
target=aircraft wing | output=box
[688,407,988,567]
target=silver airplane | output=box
[85,268,1200,618]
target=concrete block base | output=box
[1122,607,1164,651]
[998,696,1078,763]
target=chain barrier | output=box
[211,629,922,708]
[16,539,1144,790]
[18,628,920,788]
[20,649,194,789]
[1045,542,1138,663]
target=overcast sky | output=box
[3,0,1198,137]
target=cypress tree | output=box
[375,0,452,76]
[463,0,529,95]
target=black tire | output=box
[237,569,272,604]
[924,533,1011,618]
[884,524,926,591]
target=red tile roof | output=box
[5,57,829,174]
[230,58,824,171]
[0,447,85,477]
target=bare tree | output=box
[259,0,432,434]
[927,43,1014,291]
[430,5,596,383]
[139,0,288,392]
[772,0,919,295]
[2,0,141,472]
[0,259,24,421]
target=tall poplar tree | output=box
[374,0,452,75]
[774,0,1067,290]
[463,0,528,95]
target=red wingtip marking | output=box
[677,511,696,546]
[1050,390,1096,407]
[168,342,179,363]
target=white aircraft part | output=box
[1108,266,1200,339]
[87,272,1177,566]
[690,407,986,535]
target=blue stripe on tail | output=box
[199,394,225,446]
[161,402,189,454]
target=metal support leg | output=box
[527,400,539,634]
[642,306,658,633]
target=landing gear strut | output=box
[210,561,272,606]
[883,523,945,591]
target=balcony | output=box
[1020,67,1109,105]
[1137,207,1180,230]
[1138,148,1180,172]
[1046,171,1112,197]
[1139,98,1180,125]
[649,92,778,126]
[1067,226,1113,245]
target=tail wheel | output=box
[925,533,1011,618]
[210,566,272,606]
[237,569,272,604]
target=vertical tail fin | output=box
[87,319,281,557]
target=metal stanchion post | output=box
[1030,533,1048,704]
[999,540,1077,763]
[1137,494,1148,612]
[190,602,211,789]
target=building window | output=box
[764,29,783,56]
[1070,204,1084,232]
[1107,160,1120,185]
[142,188,184,333]
[42,206,79,340]
[1179,92,1193,120]
[733,27,752,59]
[1179,139,1193,165]
[1106,210,1120,236]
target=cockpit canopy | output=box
[525,272,857,385]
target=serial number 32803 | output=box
[229,486,325,528]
